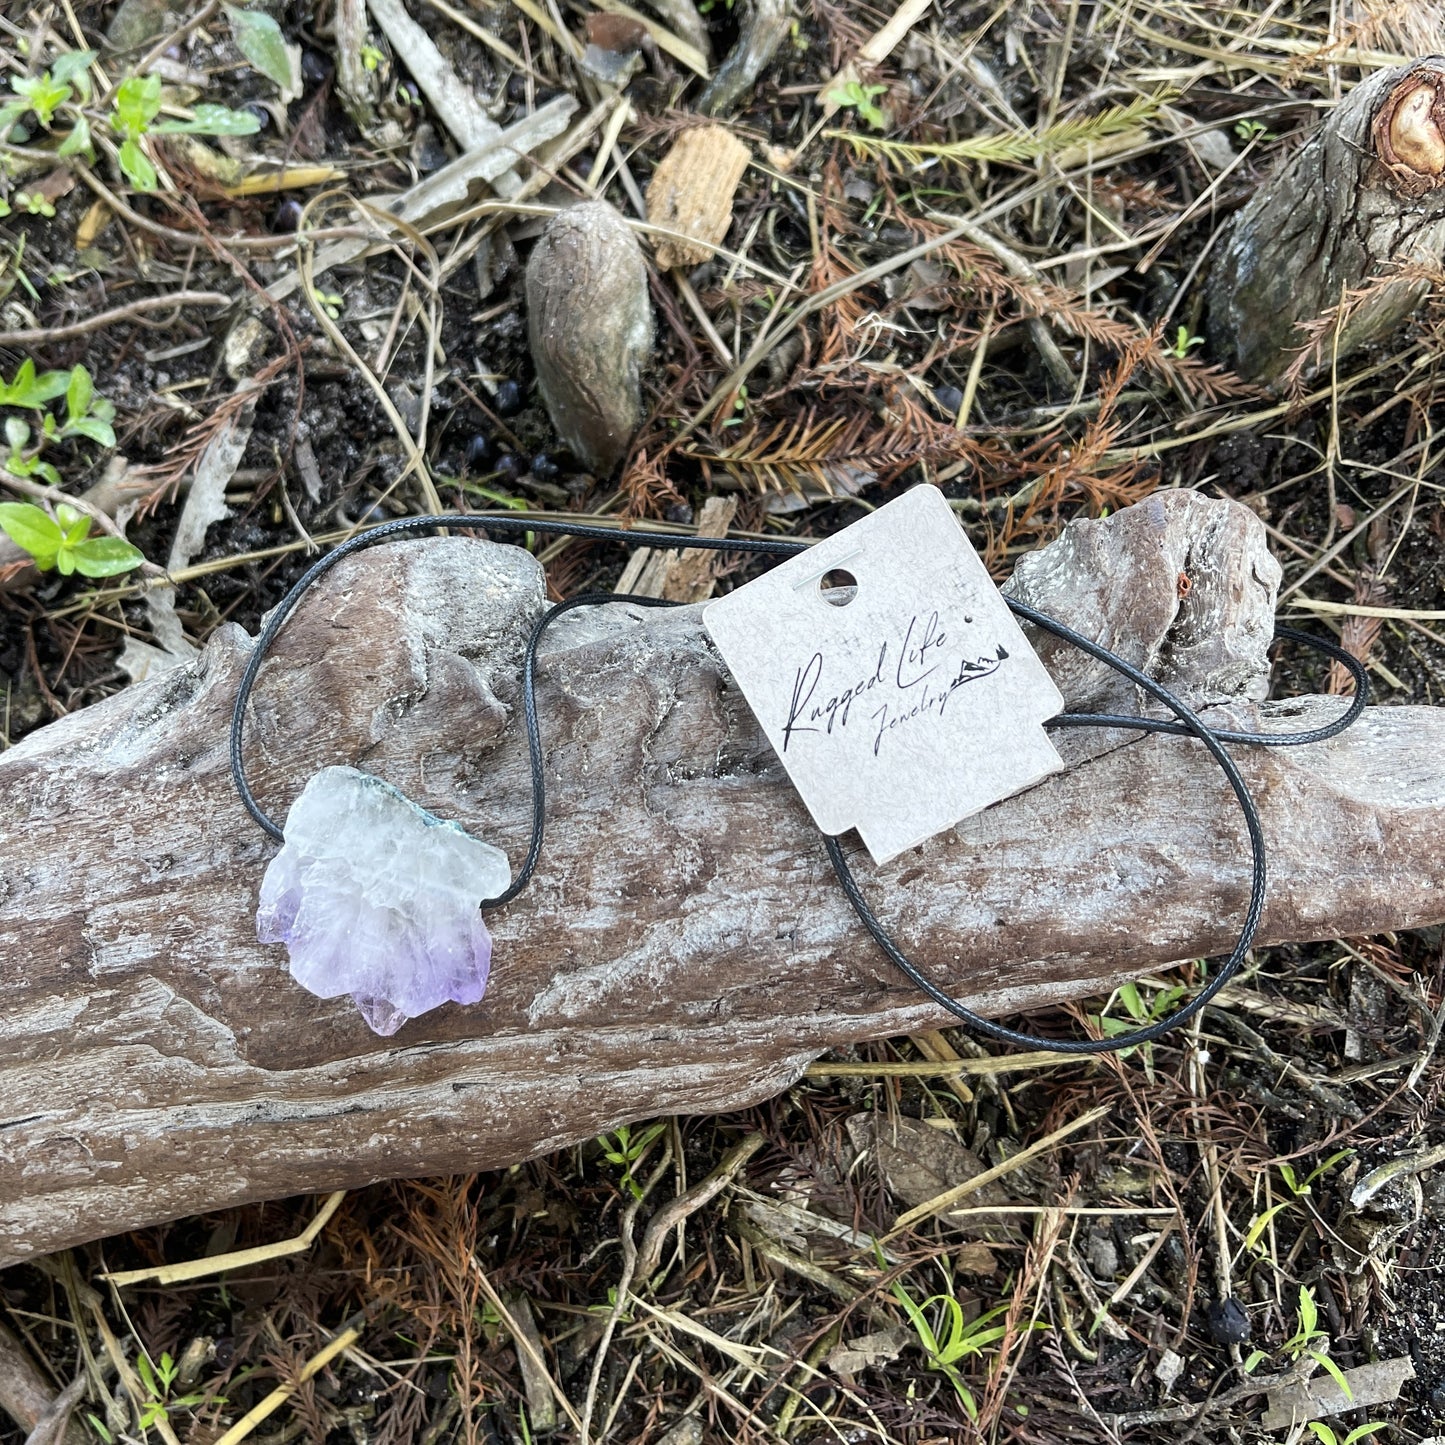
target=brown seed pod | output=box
[525,201,653,475]
[1373,64,1445,196]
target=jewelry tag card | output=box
[703,485,1066,864]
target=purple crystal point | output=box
[257,766,510,1035]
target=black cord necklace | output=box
[230,512,1367,1054]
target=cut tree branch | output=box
[0,492,1441,1264]
[1207,57,1445,382]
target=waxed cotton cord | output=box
[229,512,1368,1055]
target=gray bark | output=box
[0,492,1441,1265]
[1206,58,1445,382]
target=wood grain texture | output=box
[1206,58,1445,382]
[1,492,1442,1265]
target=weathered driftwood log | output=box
[1206,57,1445,382]
[2,492,1443,1265]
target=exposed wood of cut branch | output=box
[0,494,1442,1265]
[1206,58,1445,382]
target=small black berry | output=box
[1204,1297,1251,1345]
[300,51,332,87]
[933,384,964,420]
[272,198,304,233]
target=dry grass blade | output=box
[100,1192,346,1287]
[888,1105,1112,1234]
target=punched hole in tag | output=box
[818,568,858,607]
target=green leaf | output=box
[152,102,262,135]
[1307,1350,1353,1399]
[0,101,26,145]
[225,7,294,91]
[1243,1201,1290,1251]
[57,503,91,543]
[1243,1348,1268,1373]
[11,73,71,127]
[112,73,162,139]
[0,503,62,567]
[65,415,116,447]
[50,50,96,87]
[57,111,91,157]
[65,365,92,423]
[2,358,71,407]
[69,535,145,576]
[118,137,158,191]
[1308,1425,1339,1445]
[1342,1424,1391,1445]
[1304,1149,1354,1188]
[5,416,28,452]
[1118,981,1146,1021]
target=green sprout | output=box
[1307,1421,1391,1445]
[891,1277,1020,1420]
[1244,1286,1354,1402]
[0,47,259,194]
[9,70,73,127]
[596,1122,666,1200]
[1167,325,1205,359]
[0,362,134,575]
[315,287,345,320]
[135,1351,216,1432]
[827,80,889,132]
[0,500,143,576]
[1234,118,1276,142]
[1242,1152,1352,1256]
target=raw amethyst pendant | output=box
[257,766,510,1036]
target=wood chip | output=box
[647,125,750,270]
[1262,1356,1414,1429]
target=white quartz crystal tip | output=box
[256,766,511,1036]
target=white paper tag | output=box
[703,485,1065,864]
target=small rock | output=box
[1205,1296,1251,1344]
[526,200,653,473]
[1189,126,1237,173]
[1154,1348,1185,1392]
[223,316,270,380]
[1086,1231,1119,1281]
[105,0,180,50]
[933,383,964,421]
[654,1420,704,1445]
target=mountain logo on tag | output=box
[703,485,1065,864]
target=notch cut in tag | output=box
[703,485,1065,864]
